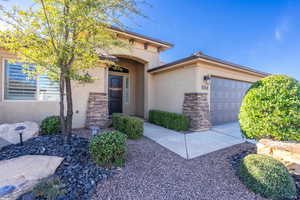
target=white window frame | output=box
[123,76,130,105]
[1,58,60,102]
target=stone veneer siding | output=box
[85,93,109,128]
[183,93,211,131]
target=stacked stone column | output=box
[183,93,211,131]
[85,93,109,128]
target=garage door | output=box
[210,77,252,125]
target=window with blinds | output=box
[38,75,60,101]
[4,61,59,101]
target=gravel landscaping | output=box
[93,137,266,200]
[0,135,114,200]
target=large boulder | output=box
[0,122,39,149]
[0,155,64,199]
[257,139,300,174]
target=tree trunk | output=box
[65,75,73,144]
[59,72,66,136]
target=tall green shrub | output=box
[239,75,300,141]
[148,110,189,131]
[89,131,127,168]
[240,154,296,199]
[112,113,144,139]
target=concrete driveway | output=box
[144,122,250,159]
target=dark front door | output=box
[109,75,123,115]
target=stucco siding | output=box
[152,64,197,114]
[0,39,156,127]
[0,59,107,128]
[151,61,265,117]
[194,61,265,109]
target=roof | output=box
[148,52,270,76]
[110,26,173,50]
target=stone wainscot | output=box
[183,93,211,131]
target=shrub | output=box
[240,154,296,199]
[112,113,143,139]
[89,131,127,168]
[239,75,300,141]
[33,177,66,199]
[148,110,189,131]
[40,116,61,135]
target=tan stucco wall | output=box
[0,38,159,127]
[152,64,198,113]
[0,54,107,128]
[151,60,265,115]
[194,60,265,109]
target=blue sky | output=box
[132,0,300,80]
[2,0,300,79]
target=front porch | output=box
[85,56,147,128]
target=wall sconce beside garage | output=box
[203,74,211,84]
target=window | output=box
[4,61,60,101]
[124,76,129,104]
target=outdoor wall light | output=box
[203,75,211,84]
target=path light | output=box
[15,126,26,146]
[90,126,100,137]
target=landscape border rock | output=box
[257,139,300,175]
[0,122,39,149]
[0,155,63,200]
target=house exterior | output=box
[0,28,268,130]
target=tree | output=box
[0,0,143,143]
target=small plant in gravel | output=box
[239,75,300,141]
[32,177,66,199]
[40,116,61,135]
[89,131,127,168]
[240,154,297,199]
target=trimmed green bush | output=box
[240,154,296,199]
[148,110,189,131]
[112,113,143,139]
[40,116,61,135]
[89,131,127,168]
[239,75,300,141]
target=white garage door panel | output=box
[210,77,252,125]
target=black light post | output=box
[15,126,26,146]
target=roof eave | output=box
[110,26,173,50]
[148,55,270,77]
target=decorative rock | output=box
[0,155,63,199]
[0,185,16,197]
[0,122,39,149]
[183,93,211,131]
[257,139,300,175]
[1,135,114,200]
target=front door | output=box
[108,75,123,115]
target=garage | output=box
[210,77,252,125]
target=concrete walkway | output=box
[144,122,248,159]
